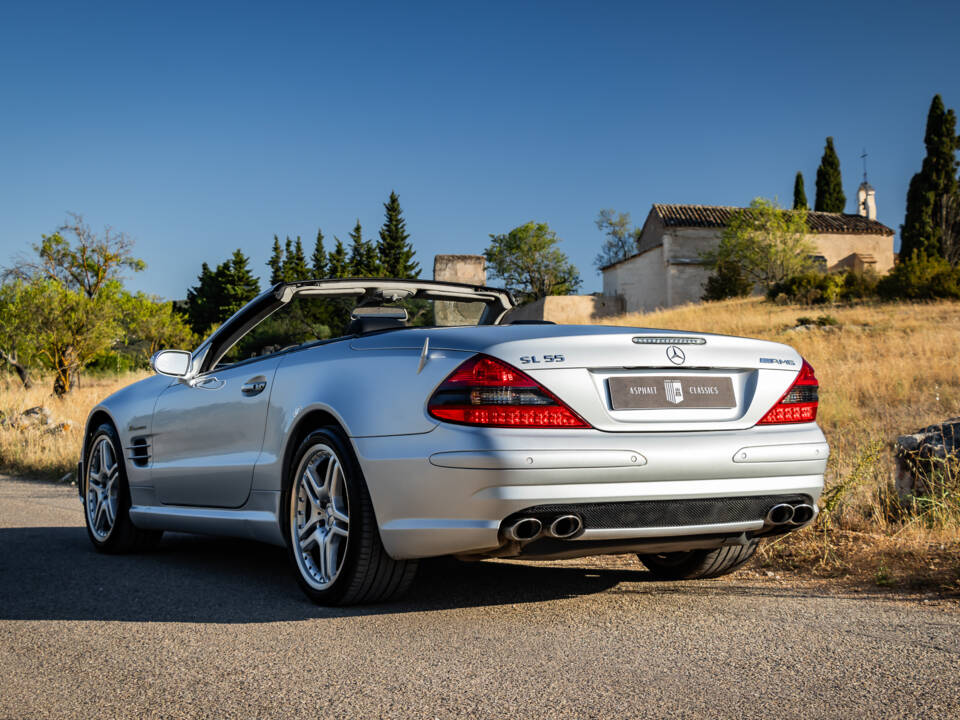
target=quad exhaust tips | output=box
[765,502,817,527]
[503,514,584,542]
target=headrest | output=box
[346,316,407,335]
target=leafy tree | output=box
[594,209,640,270]
[901,94,960,259]
[347,221,379,276]
[377,191,419,278]
[5,212,145,298]
[267,236,284,284]
[116,293,197,360]
[814,137,845,212]
[311,229,327,278]
[327,238,349,278]
[484,222,582,303]
[0,279,121,395]
[701,198,817,291]
[793,172,808,210]
[185,250,260,335]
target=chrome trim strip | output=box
[575,519,764,540]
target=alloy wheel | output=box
[290,443,350,590]
[86,436,120,541]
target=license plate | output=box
[608,375,736,410]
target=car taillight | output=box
[757,359,819,425]
[428,354,590,428]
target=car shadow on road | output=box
[0,526,835,623]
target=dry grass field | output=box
[603,297,960,592]
[1,298,957,592]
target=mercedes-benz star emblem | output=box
[666,345,686,365]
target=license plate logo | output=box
[664,380,684,404]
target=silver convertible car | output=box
[80,278,827,605]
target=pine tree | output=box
[327,238,349,278]
[347,220,379,276]
[377,191,420,278]
[185,251,261,335]
[217,250,261,316]
[311,228,327,278]
[282,236,310,281]
[793,172,808,210]
[267,236,284,284]
[814,137,846,213]
[901,94,960,259]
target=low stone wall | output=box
[506,295,624,325]
[433,254,487,325]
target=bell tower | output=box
[857,149,877,220]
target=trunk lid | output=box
[351,325,805,432]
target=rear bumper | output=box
[353,423,827,559]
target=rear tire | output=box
[284,426,417,605]
[638,541,758,580]
[83,423,163,553]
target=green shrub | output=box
[877,251,960,300]
[768,271,844,305]
[702,260,753,301]
[840,269,880,300]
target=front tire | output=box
[83,423,162,553]
[638,541,758,580]
[284,427,417,605]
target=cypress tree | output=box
[311,228,327,278]
[217,250,261,316]
[814,137,846,213]
[267,236,284,284]
[901,94,960,258]
[347,220,379,276]
[327,238,349,278]
[377,191,420,278]
[793,172,808,210]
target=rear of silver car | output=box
[355,328,827,561]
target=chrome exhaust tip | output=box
[547,514,583,539]
[766,503,795,525]
[504,517,543,542]
[790,503,816,525]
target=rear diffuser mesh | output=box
[504,494,812,530]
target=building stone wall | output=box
[601,246,667,314]
[506,295,625,324]
[433,254,487,325]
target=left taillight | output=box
[427,354,590,428]
[757,358,819,425]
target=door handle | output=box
[242,380,267,396]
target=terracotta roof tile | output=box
[652,203,894,236]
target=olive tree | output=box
[484,222,581,304]
[701,198,817,295]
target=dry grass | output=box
[602,297,960,592]
[0,372,147,480]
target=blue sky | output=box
[1,0,958,299]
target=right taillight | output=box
[428,354,590,428]
[757,358,819,425]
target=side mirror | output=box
[151,349,193,378]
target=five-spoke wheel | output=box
[285,427,417,605]
[85,435,120,541]
[291,443,351,590]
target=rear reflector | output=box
[757,359,819,425]
[428,355,590,428]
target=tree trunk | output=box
[0,348,32,389]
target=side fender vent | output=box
[127,437,151,467]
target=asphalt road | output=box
[1,477,958,720]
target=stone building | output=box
[601,191,895,314]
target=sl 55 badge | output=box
[520,354,565,364]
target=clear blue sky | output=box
[1,0,957,299]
